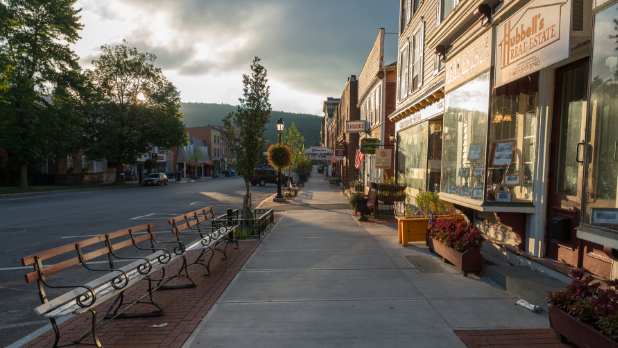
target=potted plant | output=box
[426,219,483,276]
[397,192,463,246]
[348,192,365,214]
[547,270,618,347]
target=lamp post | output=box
[275,117,285,200]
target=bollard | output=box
[227,209,234,241]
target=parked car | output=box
[250,168,291,186]
[143,173,168,186]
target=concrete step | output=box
[488,265,568,314]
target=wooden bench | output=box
[21,223,183,348]
[167,207,239,279]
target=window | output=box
[434,54,444,74]
[441,72,490,198]
[487,84,538,203]
[583,2,618,229]
[67,156,74,171]
[397,122,429,193]
[399,45,409,100]
[413,0,421,13]
[411,32,420,91]
[375,87,381,124]
[401,0,409,32]
[443,0,454,21]
[82,155,88,171]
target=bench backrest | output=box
[168,206,215,234]
[364,187,370,196]
[21,223,157,284]
[368,188,377,203]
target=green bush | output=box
[348,192,365,208]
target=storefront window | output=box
[397,122,428,192]
[486,88,537,203]
[441,72,490,199]
[584,2,618,229]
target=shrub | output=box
[348,192,365,208]
[428,219,483,253]
[547,269,618,341]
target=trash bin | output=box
[175,171,181,181]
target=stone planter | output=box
[549,304,618,348]
[426,236,482,276]
[356,198,369,222]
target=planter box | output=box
[426,236,482,276]
[378,194,407,203]
[377,183,407,192]
[549,305,618,348]
[396,217,430,245]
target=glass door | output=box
[546,59,589,267]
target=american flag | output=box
[355,149,364,169]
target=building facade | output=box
[329,76,360,186]
[357,28,397,185]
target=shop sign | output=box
[305,153,330,160]
[304,146,333,155]
[395,99,445,132]
[361,138,379,154]
[495,0,571,87]
[445,30,492,92]
[376,149,392,169]
[334,142,347,160]
[346,120,368,133]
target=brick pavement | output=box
[455,329,573,348]
[20,240,261,348]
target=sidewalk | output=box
[182,171,560,347]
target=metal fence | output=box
[213,208,275,240]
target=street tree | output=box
[282,122,305,183]
[0,0,85,187]
[81,41,187,182]
[221,57,272,210]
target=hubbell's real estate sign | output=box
[495,0,571,87]
[346,120,367,133]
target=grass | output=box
[0,182,131,195]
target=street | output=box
[0,178,275,348]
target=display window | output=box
[487,74,538,203]
[441,72,490,200]
[397,122,428,192]
[583,1,618,231]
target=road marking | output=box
[0,321,49,330]
[130,213,180,220]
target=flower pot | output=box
[426,236,482,276]
[396,216,430,245]
[356,198,369,221]
[549,304,618,348]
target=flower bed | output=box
[547,270,618,345]
[426,219,483,276]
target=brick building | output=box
[357,28,397,185]
[329,76,359,186]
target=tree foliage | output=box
[0,0,85,187]
[81,41,187,182]
[282,122,305,181]
[221,57,272,209]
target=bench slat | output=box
[106,223,153,240]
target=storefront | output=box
[438,0,608,277]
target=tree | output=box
[282,122,305,183]
[186,147,205,178]
[81,41,187,182]
[221,57,272,210]
[0,0,85,188]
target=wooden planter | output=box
[426,236,482,276]
[377,183,407,192]
[549,305,618,348]
[378,194,407,202]
[396,217,430,245]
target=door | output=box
[546,58,596,269]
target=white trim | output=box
[439,192,536,213]
[577,225,618,249]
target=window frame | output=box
[398,42,410,102]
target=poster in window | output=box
[468,144,483,160]
[472,189,483,199]
[459,186,472,196]
[496,191,512,202]
[459,167,470,177]
[492,141,515,167]
[473,168,484,177]
[504,174,520,186]
[590,208,618,225]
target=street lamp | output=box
[276,117,285,200]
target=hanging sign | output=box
[304,146,333,155]
[495,0,571,87]
[376,149,392,169]
[334,143,347,160]
[346,120,368,133]
[360,138,379,154]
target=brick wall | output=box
[186,126,221,161]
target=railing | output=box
[213,208,275,240]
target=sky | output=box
[72,0,400,115]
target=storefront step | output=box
[488,266,567,314]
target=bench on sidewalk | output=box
[21,223,184,348]
[167,207,240,279]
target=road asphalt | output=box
[183,171,550,348]
[0,177,274,348]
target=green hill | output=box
[180,102,322,146]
